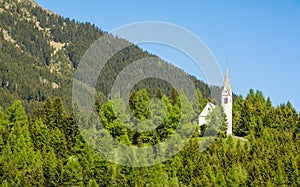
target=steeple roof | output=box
[224,67,232,94]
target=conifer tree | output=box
[62,156,84,186]
[170,87,178,106]
[43,147,59,186]
[88,179,99,187]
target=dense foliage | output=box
[0,0,299,186]
[0,89,299,186]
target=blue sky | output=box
[36,0,300,111]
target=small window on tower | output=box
[224,97,228,104]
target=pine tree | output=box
[5,100,27,124]
[216,172,227,186]
[62,156,84,186]
[50,127,68,159]
[53,97,67,129]
[132,89,151,120]
[88,179,99,187]
[1,100,45,186]
[155,88,163,99]
[169,87,178,106]
[41,97,55,131]
[274,163,286,186]
[30,150,45,186]
[30,119,50,151]
[43,147,59,186]
[226,165,240,187]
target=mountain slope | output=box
[0,0,213,112]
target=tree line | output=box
[0,88,299,186]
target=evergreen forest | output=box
[0,0,299,186]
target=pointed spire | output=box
[224,66,232,94]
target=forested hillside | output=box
[0,0,299,186]
[0,0,212,113]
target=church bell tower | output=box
[221,67,232,135]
